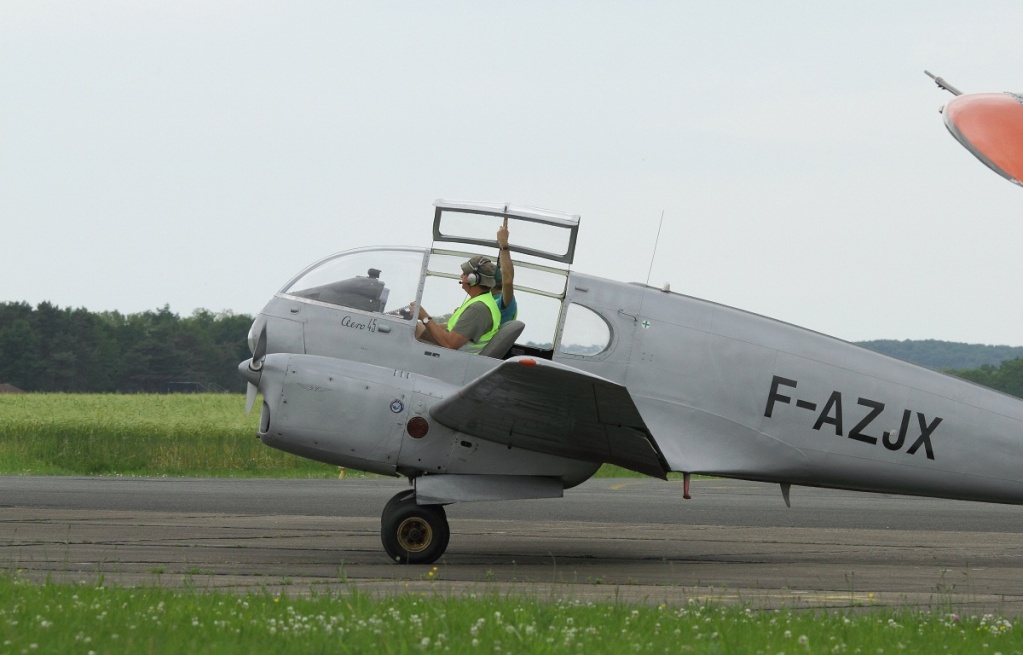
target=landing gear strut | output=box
[380,491,450,564]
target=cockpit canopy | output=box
[272,201,583,358]
[290,267,387,311]
[280,247,425,315]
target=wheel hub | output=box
[396,517,432,553]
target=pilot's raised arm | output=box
[416,255,501,353]
[494,224,517,325]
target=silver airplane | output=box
[239,199,1023,564]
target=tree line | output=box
[856,339,1023,370]
[947,359,1023,399]
[1,301,1022,397]
[0,302,252,393]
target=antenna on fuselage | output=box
[925,70,963,97]
[645,210,665,287]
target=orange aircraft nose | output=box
[943,92,1023,187]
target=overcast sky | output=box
[3,1,1023,345]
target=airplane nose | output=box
[238,359,262,387]
[239,359,262,415]
[240,324,268,414]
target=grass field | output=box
[0,393,642,478]
[0,393,340,478]
[1,574,1019,655]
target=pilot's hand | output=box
[405,302,427,321]
[497,225,509,248]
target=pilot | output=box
[494,224,517,325]
[416,255,501,352]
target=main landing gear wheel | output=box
[380,491,450,564]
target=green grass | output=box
[0,394,653,479]
[0,394,339,478]
[0,574,1019,654]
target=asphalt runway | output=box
[2,475,1021,613]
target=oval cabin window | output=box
[558,304,612,356]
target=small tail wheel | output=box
[380,491,450,564]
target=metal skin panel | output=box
[416,474,564,505]
[260,311,305,356]
[558,273,1023,504]
[255,354,410,476]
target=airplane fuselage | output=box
[251,258,1023,505]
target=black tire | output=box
[380,492,450,564]
[381,490,415,519]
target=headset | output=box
[466,257,493,286]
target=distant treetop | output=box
[855,339,1023,371]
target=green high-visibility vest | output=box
[448,292,501,352]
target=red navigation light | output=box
[407,416,429,439]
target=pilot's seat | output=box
[478,320,525,359]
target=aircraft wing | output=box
[429,357,669,479]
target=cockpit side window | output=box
[558,303,613,357]
[281,250,424,317]
[421,251,567,356]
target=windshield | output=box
[280,248,425,315]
